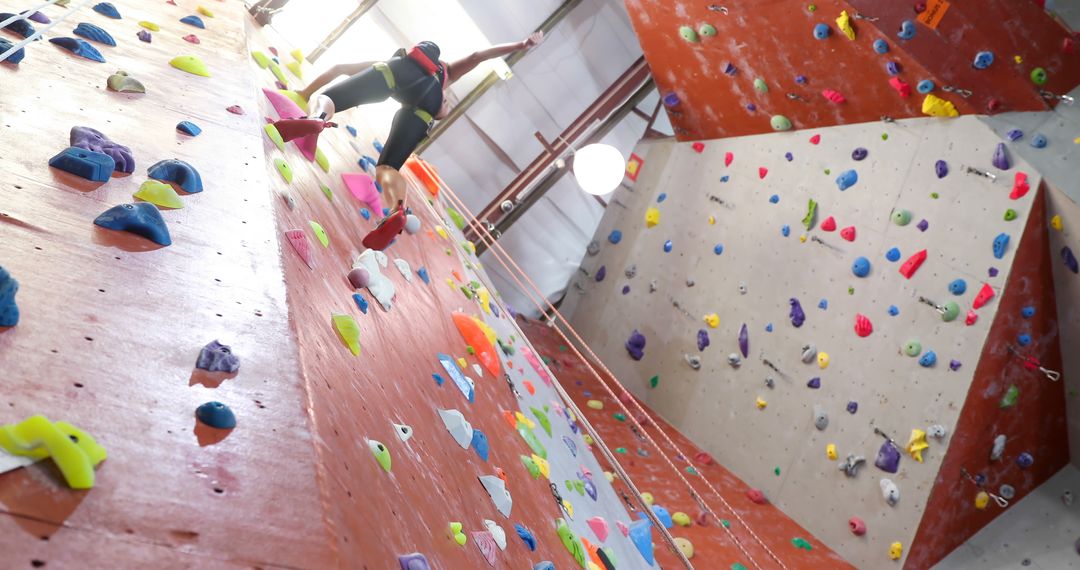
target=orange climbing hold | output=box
[404,156,440,197]
[452,312,502,377]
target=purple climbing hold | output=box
[738,323,749,358]
[989,267,1000,278]
[583,477,597,501]
[1006,129,1024,142]
[398,553,430,570]
[852,147,868,161]
[807,377,821,389]
[621,285,630,295]
[595,266,606,282]
[723,62,737,75]
[662,92,680,107]
[50,37,106,63]
[935,160,949,179]
[950,359,962,371]
[886,61,900,75]
[785,152,794,162]
[697,329,710,351]
[846,401,858,414]
[626,330,646,361]
[795,75,807,84]
[917,219,929,232]
[1063,247,1079,274]
[71,126,134,173]
[25,10,50,24]
[789,298,806,328]
[992,143,1011,170]
[875,440,901,473]
[1017,452,1034,469]
[137,29,151,42]
[746,103,757,112]
[196,340,240,373]
[0,37,26,64]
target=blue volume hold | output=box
[49,37,106,62]
[180,15,205,28]
[196,401,236,429]
[176,121,202,136]
[148,159,203,193]
[0,37,27,64]
[92,2,121,19]
[93,203,172,246]
[0,13,36,39]
[73,22,116,46]
[49,147,115,182]
[471,428,490,461]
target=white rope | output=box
[1,0,93,63]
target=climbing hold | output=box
[770,115,792,131]
[662,240,673,253]
[839,454,865,477]
[852,148,868,161]
[92,2,121,19]
[0,12,36,38]
[0,267,18,327]
[839,226,856,242]
[332,314,361,356]
[626,330,646,360]
[851,256,871,278]
[948,279,967,296]
[899,249,927,279]
[134,180,183,209]
[367,439,392,472]
[70,126,132,174]
[1017,452,1034,468]
[803,199,818,230]
[1018,333,1031,346]
[753,78,768,93]
[678,25,699,43]
[398,553,430,569]
[1003,208,1019,222]
[903,339,922,357]
[898,19,916,39]
[813,23,831,39]
[180,15,205,28]
[990,434,1008,461]
[1006,129,1024,142]
[769,195,780,204]
[826,443,838,460]
[175,121,202,137]
[972,51,994,69]
[880,479,900,505]
[834,169,859,192]
[195,402,236,429]
[50,37,106,62]
[854,314,873,337]
[892,209,912,226]
[889,542,903,560]
[849,517,866,536]
[790,298,805,327]
[813,405,828,430]
[906,429,929,462]
[934,160,949,179]
[93,203,172,245]
[940,302,960,322]
[835,10,855,40]
[645,207,660,227]
[886,248,901,262]
[1000,385,1019,408]
[1021,306,1036,319]
[138,21,159,31]
[1064,247,1079,274]
[923,93,959,117]
[170,55,210,77]
[74,22,116,46]
[1011,172,1030,200]
[471,429,490,461]
[992,233,1010,259]
[747,488,767,504]
[1030,67,1048,85]
[106,70,145,93]
[802,344,818,364]
[449,522,467,546]
[873,39,889,54]
[1031,134,1048,148]
[0,37,26,64]
[917,80,936,94]
[992,143,1011,170]
[49,146,115,182]
[807,377,821,389]
[606,230,623,245]
[147,158,202,194]
[782,225,790,237]
[181,34,200,44]
[847,401,858,414]
[889,77,912,98]
[272,158,294,183]
[699,23,717,37]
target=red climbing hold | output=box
[1064,37,1075,55]
[759,167,768,179]
[362,202,407,250]
[987,98,1002,113]
[226,105,244,115]
[973,283,995,310]
[822,89,846,104]
[849,517,867,536]
[840,226,856,242]
[820,216,836,231]
[694,451,714,465]
[746,488,767,504]
[725,152,734,167]
[965,310,978,326]
[809,134,821,145]
[889,77,912,98]
[692,142,705,153]
[899,249,927,279]
[854,314,873,337]
[183,34,200,44]
[275,118,333,142]
[1010,172,1030,200]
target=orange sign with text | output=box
[917,0,950,29]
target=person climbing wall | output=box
[273,33,544,203]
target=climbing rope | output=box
[0,0,94,62]
[407,160,789,569]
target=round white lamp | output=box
[573,144,625,195]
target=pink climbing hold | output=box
[965,310,978,326]
[820,216,836,231]
[889,77,912,98]
[268,46,278,56]
[899,249,927,279]
[695,511,710,526]
[472,531,498,566]
[759,167,768,179]
[973,283,995,310]
[694,451,714,465]
[849,517,867,536]
[725,152,734,167]
[809,134,821,145]
[1010,172,1030,200]
[226,105,244,115]
[822,89,847,104]
[342,172,384,213]
[840,226,856,241]
[747,488,767,505]
[616,520,630,537]
[262,87,319,162]
[692,142,705,153]
[587,516,610,542]
[284,229,313,268]
[854,313,873,337]
[183,34,200,44]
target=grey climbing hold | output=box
[586,240,600,256]
[625,265,636,279]
[801,344,817,364]
[727,353,741,368]
[928,424,947,439]
[685,354,702,370]
[813,405,828,430]
[991,434,1006,461]
[1000,485,1015,500]
[880,478,900,506]
[838,454,865,477]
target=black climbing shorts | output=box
[323,56,442,170]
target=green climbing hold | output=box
[613,413,626,422]
[573,479,585,496]
[263,124,285,151]
[134,180,183,209]
[802,199,818,230]
[679,25,699,43]
[892,209,913,226]
[251,50,270,68]
[556,518,588,567]
[721,519,731,528]
[1031,67,1048,85]
[531,407,552,437]
[882,133,889,141]
[1000,384,1019,408]
[754,78,768,93]
[931,192,940,199]
[320,183,333,201]
[558,344,568,352]
[649,375,659,388]
[792,537,813,551]
[847,287,855,295]
[170,55,210,77]
[269,62,288,86]
[309,221,328,247]
[615,447,628,454]
[279,89,309,112]
[770,115,793,131]
[903,339,922,357]
[446,206,467,230]
[732,565,748,570]
[274,158,293,183]
[520,454,541,478]
[517,422,548,458]
[367,439,391,472]
[941,302,960,322]
[824,169,831,175]
[460,286,475,300]
[699,24,717,37]
[685,466,698,475]
[774,466,781,476]
[466,346,476,355]
[1004,209,1018,221]
[315,148,330,172]
[286,60,303,80]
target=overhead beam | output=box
[308,0,380,63]
[414,0,584,153]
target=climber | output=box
[280,34,544,176]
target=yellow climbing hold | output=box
[922,94,959,117]
[462,241,477,255]
[291,49,304,63]
[704,313,720,328]
[587,399,603,410]
[263,124,286,151]
[435,225,449,240]
[817,352,830,369]
[674,537,695,559]
[138,21,160,31]
[889,542,903,560]
[1051,215,1063,230]
[672,511,692,526]
[251,51,270,69]
[708,215,715,225]
[332,314,361,356]
[310,221,329,248]
[532,453,551,478]
[604,471,615,482]
[134,180,183,209]
[279,89,308,112]
[457,357,468,370]
[286,60,303,80]
[641,492,654,506]
[645,206,660,228]
[0,415,107,489]
[800,234,808,243]
[515,411,536,429]
[170,55,210,77]
[315,148,330,173]
[449,521,467,545]
[274,158,293,183]
[836,10,856,40]
[197,5,214,17]
[756,397,767,409]
[269,62,288,86]
[906,429,928,462]
[974,491,990,510]
[583,434,594,445]
[1014,55,1023,64]
[478,286,492,314]
[826,443,837,460]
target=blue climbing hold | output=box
[533,563,555,570]
[1018,333,1032,346]
[1031,134,1048,149]
[608,230,622,244]
[919,351,937,368]
[785,152,794,162]
[515,524,537,551]
[0,266,19,327]
[886,248,901,262]
[92,2,121,19]
[949,279,967,295]
[352,293,369,314]
[431,373,444,386]
[0,13,36,38]
[49,147,115,182]
[359,155,376,171]
[622,285,630,295]
[382,208,390,217]
[972,51,994,70]
[1021,306,1035,318]
[663,240,673,253]
[720,175,730,183]
[873,39,889,54]
[888,305,899,316]
[196,401,236,429]
[148,159,203,193]
[373,140,384,153]
[471,429,490,461]
[836,169,858,191]
[813,23,831,40]
[714,244,724,255]
[782,225,790,237]
[765,323,773,332]
[651,505,674,528]
[93,203,172,246]
[818,299,828,310]
[898,20,916,40]
[993,233,1010,259]
[916,79,935,94]
[628,520,655,565]
[769,194,779,204]
[847,401,858,414]
[176,121,202,136]
[807,377,821,389]
[1017,452,1034,469]
[657,193,667,203]
[73,22,116,46]
[417,267,430,284]
[49,37,106,62]
[345,125,357,137]
[180,15,205,28]
[852,256,871,278]
[886,61,900,75]
[0,37,26,64]
[359,208,371,220]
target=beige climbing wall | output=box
[566,116,1049,567]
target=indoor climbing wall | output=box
[621,0,1080,140]
[566,115,1069,568]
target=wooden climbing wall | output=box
[621,0,1080,141]
[565,116,1067,568]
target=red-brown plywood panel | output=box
[906,184,1069,569]
[518,318,854,569]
